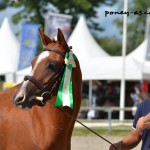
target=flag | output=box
[18,24,40,70]
[45,13,72,41]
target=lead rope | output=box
[33,81,117,149]
[48,100,117,150]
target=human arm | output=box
[109,128,142,150]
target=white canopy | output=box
[127,39,150,80]
[79,56,142,80]
[80,39,149,80]
[68,16,110,61]
[0,17,20,75]
[126,39,147,64]
[16,66,31,83]
[67,16,144,80]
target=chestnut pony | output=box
[0,29,82,150]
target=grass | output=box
[73,125,131,137]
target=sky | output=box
[0,4,121,41]
[0,6,22,34]
[96,4,121,38]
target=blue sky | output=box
[96,4,121,38]
[0,7,22,34]
[0,4,121,40]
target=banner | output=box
[45,13,72,41]
[18,24,40,70]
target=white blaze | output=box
[32,51,50,74]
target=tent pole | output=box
[89,80,92,106]
[119,0,128,121]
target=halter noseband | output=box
[24,47,68,105]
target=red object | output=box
[142,80,149,92]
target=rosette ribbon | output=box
[55,51,76,109]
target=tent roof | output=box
[127,39,150,80]
[127,39,147,64]
[80,39,148,80]
[68,16,109,62]
[79,56,142,80]
[0,17,20,75]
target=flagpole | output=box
[119,0,128,121]
[89,80,92,106]
[145,8,150,39]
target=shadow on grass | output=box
[73,125,131,137]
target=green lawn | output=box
[73,126,131,137]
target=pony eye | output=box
[47,62,59,72]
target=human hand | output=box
[136,114,150,135]
[109,142,122,150]
[136,116,150,135]
[136,117,145,135]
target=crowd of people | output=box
[82,80,150,119]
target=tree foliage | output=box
[114,0,150,54]
[96,36,122,56]
[0,0,116,31]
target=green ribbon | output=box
[55,51,76,109]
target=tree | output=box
[114,0,150,54]
[96,36,122,56]
[0,0,116,32]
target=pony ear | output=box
[38,28,52,46]
[57,28,69,51]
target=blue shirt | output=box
[133,99,150,150]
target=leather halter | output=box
[24,47,67,104]
[43,47,66,58]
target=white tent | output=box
[67,16,143,81]
[125,40,147,80]
[16,66,31,83]
[71,21,149,81]
[0,17,20,82]
[67,16,112,81]
[68,16,110,61]
[126,39,150,80]
[79,56,142,81]
[127,39,147,64]
[67,17,147,80]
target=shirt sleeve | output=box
[132,102,143,129]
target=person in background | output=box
[109,98,150,150]
[130,85,142,116]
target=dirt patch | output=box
[71,135,141,150]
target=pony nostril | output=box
[14,92,25,105]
